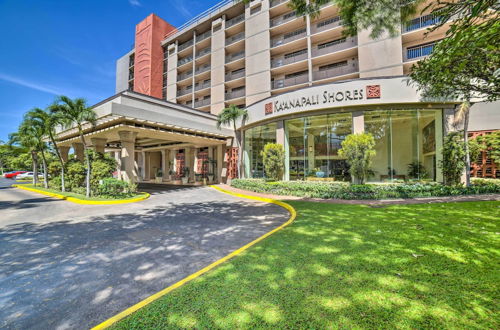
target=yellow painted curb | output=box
[91,185,297,330]
[12,184,150,205]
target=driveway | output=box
[0,178,289,329]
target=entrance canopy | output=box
[55,91,233,149]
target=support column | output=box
[161,150,167,181]
[185,147,195,182]
[90,138,107,154]
[118,131,138,183]
[217,143,226,183]
[58,146,70,162]
[141,151,147,180]
[114,150,122,178]
[276,120,286,180]
[352,111,365,134]
[72,143,84,162]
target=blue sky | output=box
[0,0,220,142]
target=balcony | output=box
[271,28,306,48]
[226,13,244,28]
[196,47,211,59]
[404,13,441,32]
[225,32,245,46]
[194,97,211,108]
[271,0,288,7]
[178,55,193,66]
[225,50,245,64]
[194,64,211,76]
[225,88,245,100]
[312,36,357,57]
[178,39,194,52]
[225,69,245,82]
[404,42,436,61]
[195,80,211,91]
[196,30,211,43]
[177,70,193,82]
[270,11,298,28]
[311,16,342,34]
[272,72,308,90]
[271,50,307,68]
[177,87,193,96]
[313,60,359,81]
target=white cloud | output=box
[172,0,192,19]
[0,72,62,95]
[129,0,142,7]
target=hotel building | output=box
[54,0,500,183]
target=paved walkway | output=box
[0,179,289,329]
[220,184,500,205]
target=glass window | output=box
[244,123,277,178]
[286,113,352,181]
[364,109,443,182]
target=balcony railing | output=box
[226,13,244,28]
[185,100,193,107]
[178,55,193,66]
[195,80,211,91]
[178,39,194,52]
[311,16,342,34]
[312,36,357,57]
[404,13,441,32]
[405,42,436,61]
[196,47,211,58]
[270,11,298,27]
[194,98,211,108]
[271,28,306,47]
[225,50,245,63]
[271,51,308,68]
[225,32,245,46]
[195,64,211,75]
[196,30,211,43]
[225,69,245,82]
[272,72,308,89]
[177,87,193,96]
[313,60,359,81]
[270,0,288,7]
[177,70,193,82]
[225,88,245,100]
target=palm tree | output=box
[9,118,47,186]
[216,104,248,178]
[50,96,97,197]
[30,107,67,191]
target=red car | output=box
[3,171,27,179]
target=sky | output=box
[0,0,221,142]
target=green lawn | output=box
[20,184,147,201]
[114,201,499,329]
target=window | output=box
[316,16,341,29]
[284,48,307,59]
[283,28,306,40]
[319,61,348,71]
[285,70,308,79]
[244,123,277,178]
[318,38,346,49]
[232,86,245,92]
[232,68,245,74]
[283,11,296,19]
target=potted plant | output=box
[181,167,190,184]
[155,168,163,183]
[315,167,325,178]
[194,172,203,186]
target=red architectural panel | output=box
[196,151,209,175]
[469,130,499,178]
[175,153,185,176]
[134,14,176,98]
[226,147,239,179]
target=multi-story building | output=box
[53,0,498,184]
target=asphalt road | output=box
[0,178,289,329]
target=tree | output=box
[50,96,97,197]
[35,106,68,191]
[215,104,248,178]
[338,133,376,184]
[261,143,285,181]
[440,131,480,185]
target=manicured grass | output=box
[114,201,499,329]
[20,184,147,201]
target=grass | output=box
[113,201,499,329]
[20,184,147,201]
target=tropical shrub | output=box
[65,159,86,191]
[231,179,500,200]
[94,178,136,198]
[441,131,480,186]
[338,133,376,184]
[261,143,285,181]
[89,151,117,190]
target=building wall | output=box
[116,52,132,93]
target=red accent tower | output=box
[134,14,176,98]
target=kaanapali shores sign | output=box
[265,85,380,116]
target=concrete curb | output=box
[90,185,297,329]
[12,184,150,205]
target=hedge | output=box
[230,178,500,200]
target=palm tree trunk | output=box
[79,131,91,198]
[49,131,65,192]
[463,110,471,187]
[32,151,38,186]
[40,149,49,189]
[233,121,242,179]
